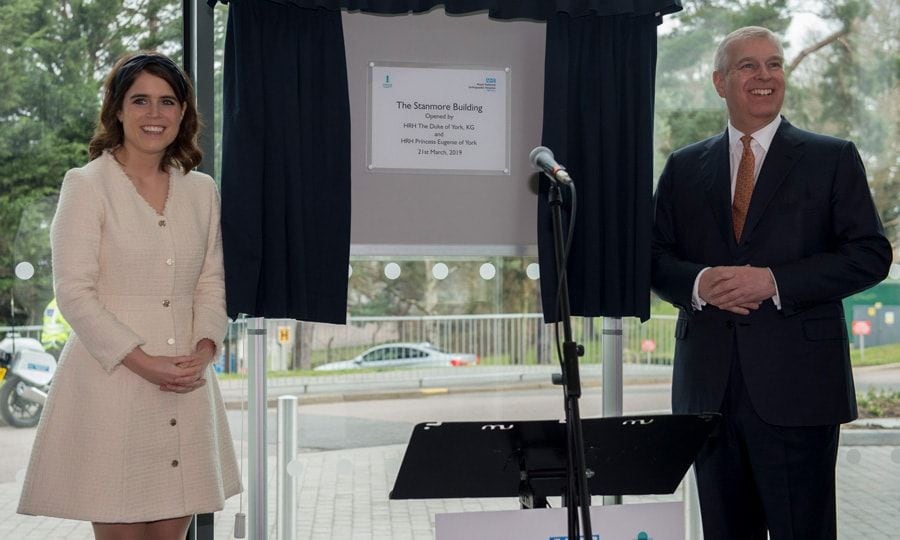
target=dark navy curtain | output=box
[538,11,660,322]
[221,0,350,322]
[218,0,679,322]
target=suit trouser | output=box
[693,350,840,540]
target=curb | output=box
[221,376,675,410]
[840,429,900,446]
[224,381,558,409]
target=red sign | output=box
[852,320,872,336]
[640,339,656,353]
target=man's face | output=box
[713,37,785,134]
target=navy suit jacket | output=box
[651,118,892,427]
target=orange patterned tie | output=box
[732,135,755,242]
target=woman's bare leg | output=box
[92,522,147,540]
[94,515,192,540]
[145,515,193,540]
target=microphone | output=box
[529,146,572,185]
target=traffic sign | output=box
[277,326,291,344]
[851,320,871,336]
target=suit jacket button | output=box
[726,321,735,329]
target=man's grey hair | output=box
[713,26,784,73]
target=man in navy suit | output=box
[652,26,893,539]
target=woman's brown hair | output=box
[89,51,203,172]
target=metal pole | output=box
[247,318,267,539]
[277,396,298,540]
[186,0,216,177]
[183,6,219,535]
[601,316,623,506]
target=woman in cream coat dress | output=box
[18,52,240,539]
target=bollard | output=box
[277,396,298,540]
[247,318,267,539]
[683,465,703,540]
[601,317,623,506]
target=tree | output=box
[786,0,899,252]
[0,0,182,326]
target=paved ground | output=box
[2,363,898,539]
[2,441,898,539]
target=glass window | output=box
[363,347,384,362]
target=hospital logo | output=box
[467,76,498,92]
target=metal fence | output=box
[0,325,42,341]
[2,315,678,373]
[221,314,677,372]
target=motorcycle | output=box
[0,333,57,428]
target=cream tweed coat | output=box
[18,151,241,523]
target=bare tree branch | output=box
[787,28,851,74]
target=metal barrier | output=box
[0,325,42,340]
[221,314,677,373]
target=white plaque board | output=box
[367,62,510,175]
[435,502,683,540]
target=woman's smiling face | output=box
[117,71,184,159]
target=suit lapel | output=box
[741,119,804,242]
[700,131,734,249]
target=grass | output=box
[849,342,900,367]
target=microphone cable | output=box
[553,181,577,368]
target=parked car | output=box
[314,342,478,371]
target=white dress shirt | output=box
[691,116,783,310]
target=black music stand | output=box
[390,413,719,508]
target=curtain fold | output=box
[537,11,657,322]
[221,0,351,322]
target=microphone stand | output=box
[547,181,593,540]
